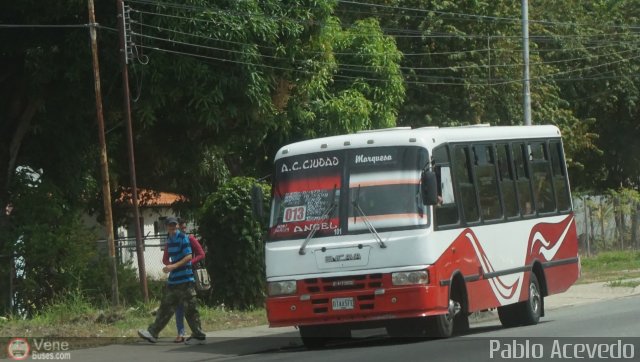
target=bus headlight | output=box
[392,270,429,285]
[268,280,297,296]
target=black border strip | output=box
[542,256,579,268]
[483,265,532,279]
[438,257,579,286]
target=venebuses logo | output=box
[7,338,30,360]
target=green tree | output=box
[276,16,405,142]
[198,177,269,310]
[534,1,640,190]
[335,1,599,175]
[4,175,98,317]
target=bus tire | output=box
[498,273,542,328]
[519,272,542,325]
[426,314,453,338]
[498,303,520,328]
[426,298,460,338]
[427,281,466,338]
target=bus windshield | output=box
[269,146,429,242]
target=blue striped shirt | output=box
[166,230,194,285]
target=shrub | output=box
[198,177,270,310]
[4,180,98,317]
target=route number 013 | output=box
[283,205,306,223]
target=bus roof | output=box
[274,124,561,161]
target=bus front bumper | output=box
[266,284,447,327]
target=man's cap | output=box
[165,216,179,225]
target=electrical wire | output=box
[132,20,640,59]
[136,41,640,88]
[127,6,640,42]
[126,0,640,31]
[124,1,640,87]
[131,25,640,73]
[0,24,91,28]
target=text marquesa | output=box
[354,154,393,164]
[281,156,339,173]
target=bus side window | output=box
[497,143,519,218]
[453,145,480,224]
[530,142,556,214]
[549,141,571,212]
[473,144,502,221]
[512,142,535,217]
[432,146,459,227]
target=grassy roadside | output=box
[0,296,267,358]
[578,250,640,285]
[0,293,267,341]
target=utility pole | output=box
[117,0,148,302]
[521,0,532,126]
[88,0,119,306]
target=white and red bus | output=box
[262,125,579,347]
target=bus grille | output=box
[303,273,383,293]
[303,274,382,314]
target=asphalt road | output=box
[30,294,639,362]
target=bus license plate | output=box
[332,297,354,310]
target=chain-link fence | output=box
[115,236,170,280]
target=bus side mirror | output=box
[251,184,264,219]
[421,171,438,205]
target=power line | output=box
[133,19,640,59]
[336,0,640,30]
[136,40,640,88]
[126,3,640,41]
[0,24,91,29]
[132,22,640,73]
[127,0,640,31]
[126,1,640,87]
[137,44,478,86]
[494,54,640,85]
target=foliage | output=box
[282,17,405,139]
[3,177,98,317]
[81,257,164,306]
[198,177,270,310]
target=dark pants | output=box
[147,282,205,338]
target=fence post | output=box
[583,196,591,257]
[633,200,640,250]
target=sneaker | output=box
[184,336,206,345]
[137,329,157,343]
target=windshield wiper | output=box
[298,185,337,255]
[352,185,387,249]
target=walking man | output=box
[138,216,207,344]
